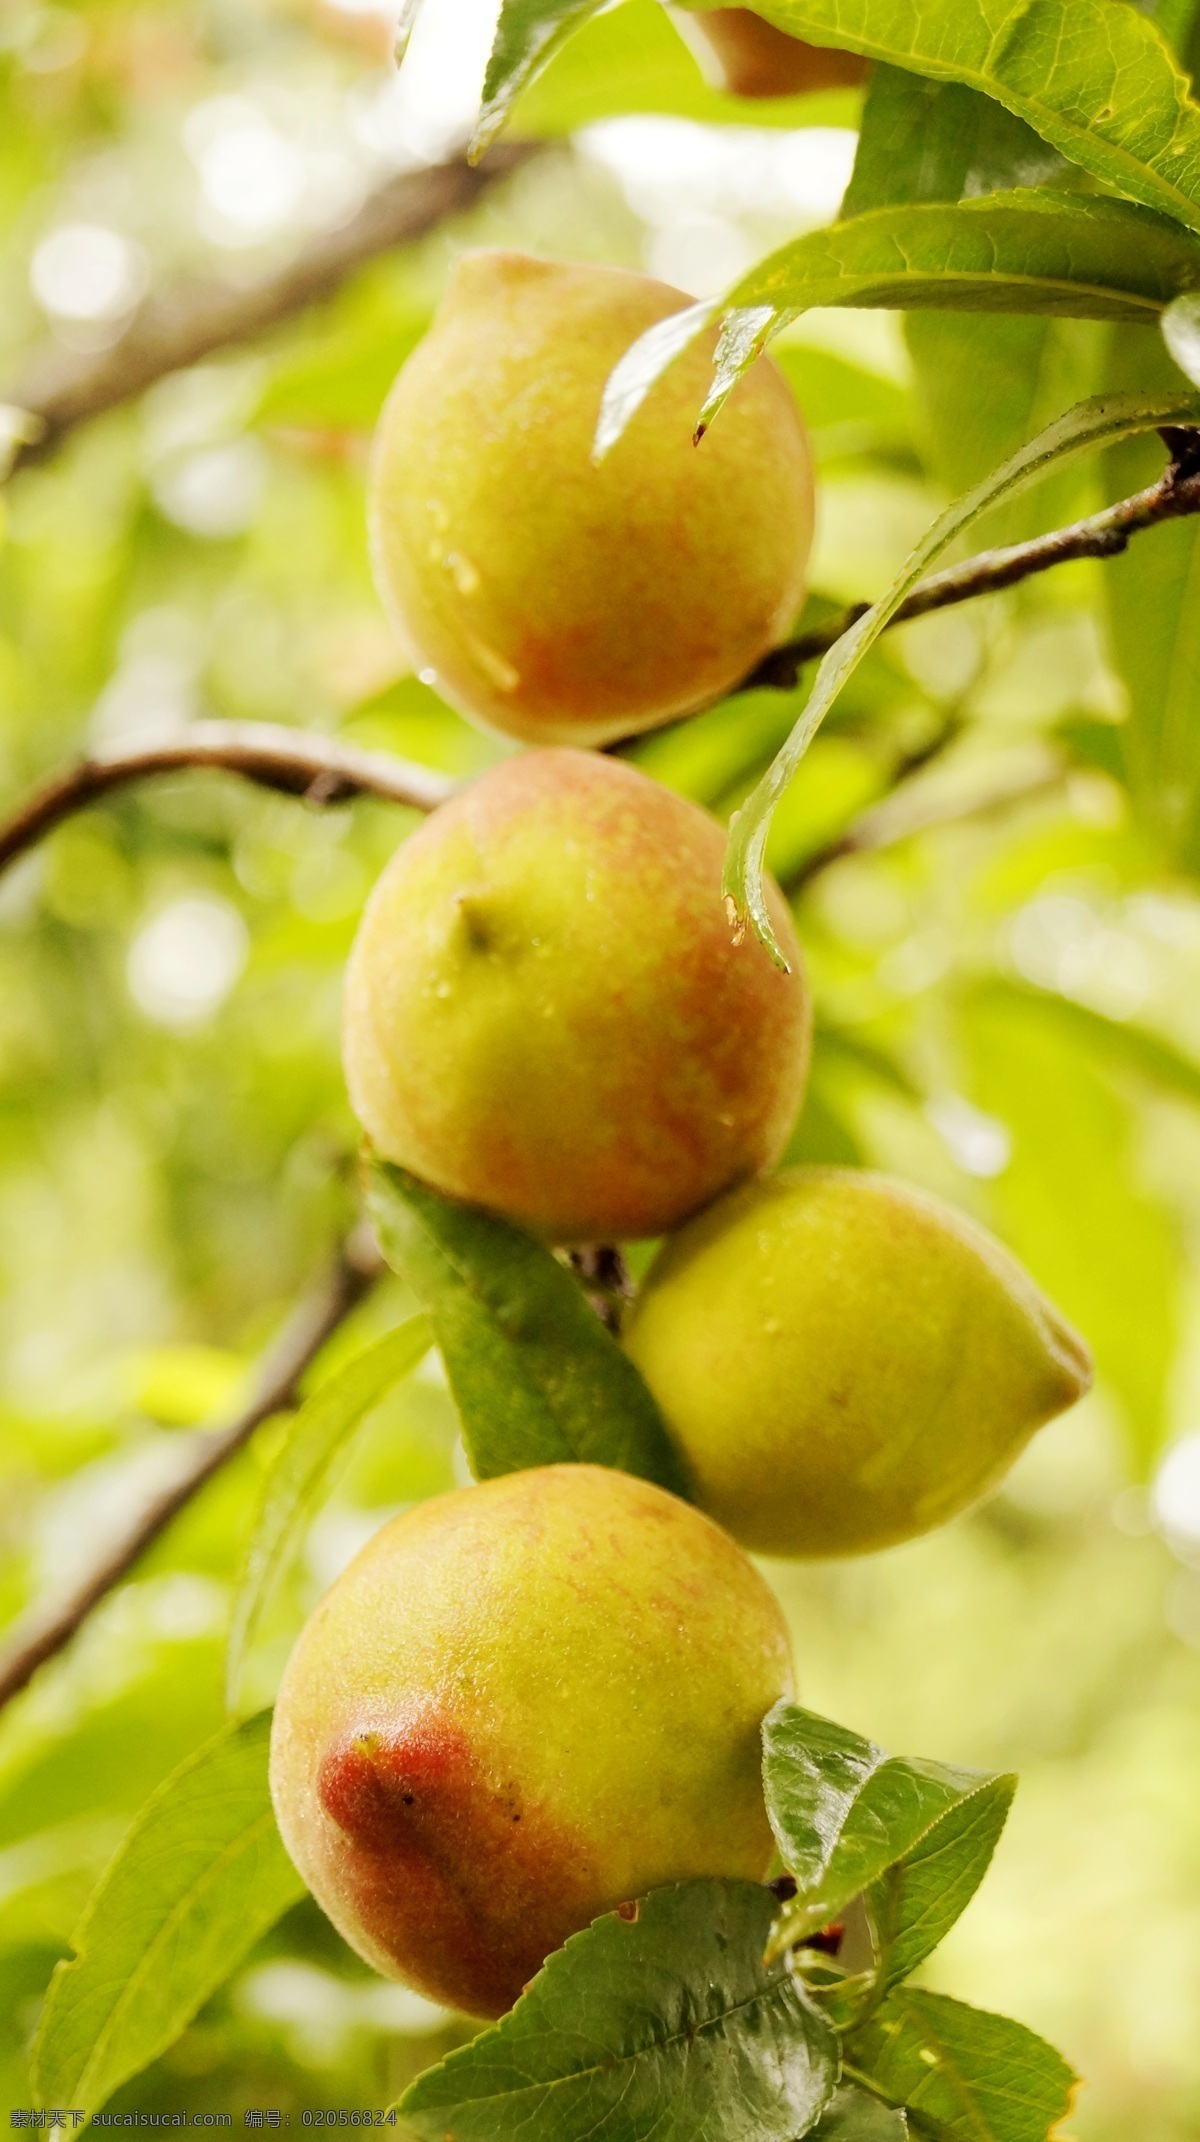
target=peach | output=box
[342,749,810,1243]
[626,1166,1092,1557]
[672,7,870,97]
[368,249,813,745]
[269,1464,793,2017]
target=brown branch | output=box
[0,359,1139,1708]
[3,143,540,477]
[0,1227,384,1713]
[1,430,1179,883]
[744,449,1200,692]
[0,721,454,878]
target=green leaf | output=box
[31,1713,302,2112]
[397,1879,839,2142]
[813,2087,909,2139]
[960,982,1179,1471]
[1175,0,1200,63]
[842,55,1097,547]
[773,343,914,455]
[718,187,1200,370]
[865,1787,1015,1995]
[677,0,1200,233]
[595,297,717,463]
[1183,0,1200,79]
[843,63,1070,217]
[508,0,859,135]
[364,1157,689,1495]
[1031,989,1200,1105]
[395,0,426,63]
[907,312,1100,546]
[629,681,812,809]
[474,0,610,153]
[844,1988,1077,2142]
[814,1024,922,1104]
[254,315,429,433]
[762,1704,1014,1967]
[721,385,1200,964]
[226,1316,432,1711]
[595,192,1200,457]
[1106,320,1200,865]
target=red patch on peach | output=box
[316,1706,597,2018]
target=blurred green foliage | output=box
[1,0,1199,2132]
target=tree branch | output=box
[3,453,1195,888]
[3,143,540,478]
[0,731,1066,1716]
[0,721,453,879]
[744,447,1200,692]
[788,744,1063,891]
[0,409,1149,1711]
[0,1227,384,1713]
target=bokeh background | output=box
[1,0,1200,2131]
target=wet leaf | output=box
[398,1879,839,2142]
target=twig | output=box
[743,448,1200,692]
[0,721,453,879]
[790,745,1062,891]
[782,713,964,889]
[3,143,540,477]
[0,1227,384,1713]
[1,451,1193,893]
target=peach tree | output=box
[7,0,1200,2132]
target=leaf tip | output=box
[752,907,792,972]
[593,299,715,464]
[467,108,504,162]
[392,0,425,67]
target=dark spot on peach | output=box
[458,896,495,955]
[318,1719,455,1851]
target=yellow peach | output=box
[368,249,813,745]
[626,1166,1092,1557]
